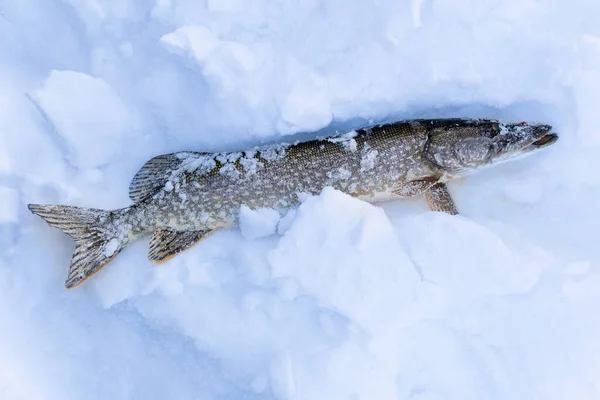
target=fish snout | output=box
[522,125,558,152]
[531,132,558,148]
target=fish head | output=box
[424,120,558,176]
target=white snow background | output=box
[2,1,600,399]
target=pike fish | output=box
[28,118,558,288]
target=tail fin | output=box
[27,204,131,289]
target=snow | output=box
[0,187,19,223]
[34,70,139,169]
[2,0,600,399]
[239,205,281,240]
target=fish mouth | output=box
[522,133,559,152]
[532,133,558,147]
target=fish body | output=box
[28,118,558,288]
[128,120,437,233]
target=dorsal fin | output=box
[148,227,211,263]
[129,153,182,203]
[129,151,214,203]
[129,151,211,202]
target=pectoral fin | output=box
[149,227,212,263]
[425,182,458,215]
[391,177,438,197]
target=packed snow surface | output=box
[2,0,600,399]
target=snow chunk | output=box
[160,25,257,95]
[239,205,281,239]
[267,188,423,398]
[278,65,332,133]
[269,352,296,400]
[92,242,148,308]
[34,70,138,169]
[400,213,549,295]
[0,187,19,223]
[269,187,420,329]
[160,26,219,62]
[277,209,297,236]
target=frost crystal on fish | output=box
[197,211,212,225]
[328,130,358,153]
[328,167,352,182]
[259,144,288,161]
[239,150,263,175]
[216,152,242,164]
[178,192,187,203]
[360,143,378,172]
[104,238,119,257]
[499,122,529,136]
[177,153,217,175]
[219,163,240,179]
